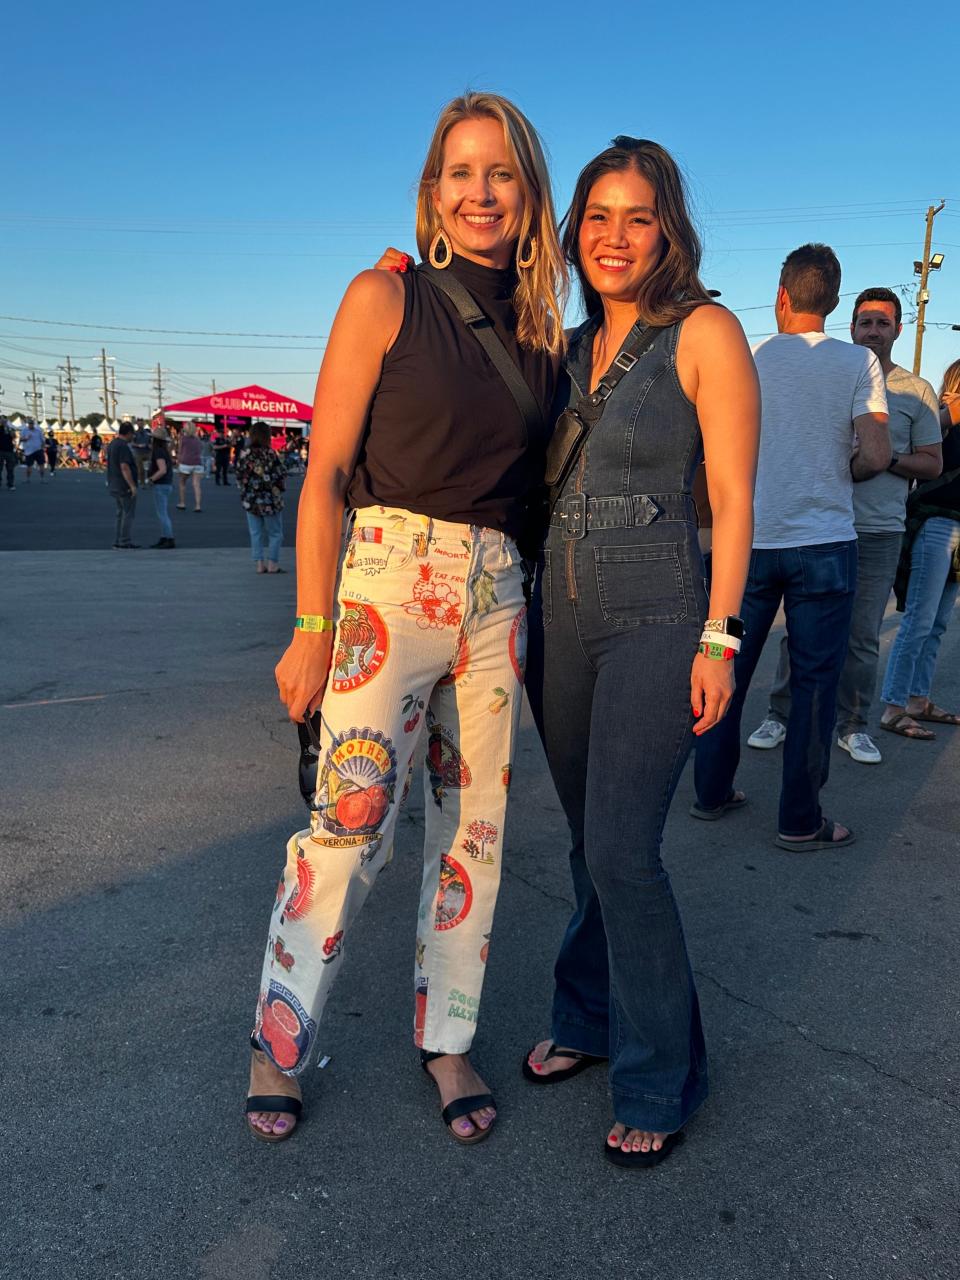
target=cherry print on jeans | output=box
[401,692,424,733]
[258,982,316,1074]
[462,818,498,865]
[315,726,398,844]
[403,563,462,631]
[321,931,344,965]
[426,712,472,806]
[435,854,473,931]
[508,606,528,682]
[332,601,389,692]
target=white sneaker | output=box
[747,718,786,750]
[837,732,882,764]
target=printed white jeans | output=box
[254,506,528,1073]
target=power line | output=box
[0,314,327,339]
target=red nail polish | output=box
[694,709,702,718]
[388,266,400,273]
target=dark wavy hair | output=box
[561,136,713,324]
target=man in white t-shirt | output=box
[693,244,891,849]
[752,287,943,763]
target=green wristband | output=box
[295,615,334,633]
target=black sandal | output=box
[420,1050,496,1145]
[604,1129,684,1169]
[246,1036,303,1143]
[522,1042,607,1085]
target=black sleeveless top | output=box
[346,254,556,540]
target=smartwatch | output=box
[704,616,745,641]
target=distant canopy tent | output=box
[162,384,312,425]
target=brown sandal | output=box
[912,702,960,726]
[879,714,935,741]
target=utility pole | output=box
[56,370,65,421]
[109,365,118,419]
[99,348,112,422]
[913,200,946,375]
[153,363,165,412]
[29,372,45,419]
[60,356,78,422]
[211,379,217,395]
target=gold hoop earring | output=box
[517,235,538,269]
[429,228,453,269]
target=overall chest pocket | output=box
[594,543,687,626]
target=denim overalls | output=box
[537,317,709,1133]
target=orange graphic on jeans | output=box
[333,602,389,692]
[403,564,462,631]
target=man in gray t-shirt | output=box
[694,244,891,850]
[756,287,942,763]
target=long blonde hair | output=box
[416,92,567,355]
[941,358,960,401]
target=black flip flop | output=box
[604,1129,684,1169]
[421,1050,496,1145]
[522,1042,607,1085]
[689,792,747,821]
[774,819,855,852]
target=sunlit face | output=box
[851,300,901,364]
[577,168,666,304]
[432,117,525,270]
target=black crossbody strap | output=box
[545,322,654,503]
[418,264,544,436]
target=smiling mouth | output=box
[462,213,503,228]
[596,256,631,269]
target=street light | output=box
[930,253,945,270]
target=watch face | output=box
[725,616,745,640]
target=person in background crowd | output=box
[0,417,16,490]
[749,287,942,763]
[231,427,247,471]
[200,429,214,479]
[131,420,151,485]
[89,428,103,470]
[879,358,960,738]
[213,424,232,485]
[19,419,46,482]
[236,421,287,573]
[176,421,204,512]
[145,424,176,549]
[44,429,60,478]
[693,244,891,851]
[106,421,139,549]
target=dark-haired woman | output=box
[146,425,175,548]
[521,139,758,1166]
[236,422,287,574]
[245,93,566,1147]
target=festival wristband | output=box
[294,615,334,633]
[700,630,742,653]
[699,641,736,661]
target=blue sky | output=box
[3,0,959,418]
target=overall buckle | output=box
[560,493,588,540]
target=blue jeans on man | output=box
[694,540,857,837]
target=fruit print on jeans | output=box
[253,505,527,1072]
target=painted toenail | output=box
[275,1121,287,1130]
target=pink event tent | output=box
[162,383,312,422]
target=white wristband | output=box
[700,630,741,653]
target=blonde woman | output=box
[245,93,566,1147]
[175,421,203,512]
